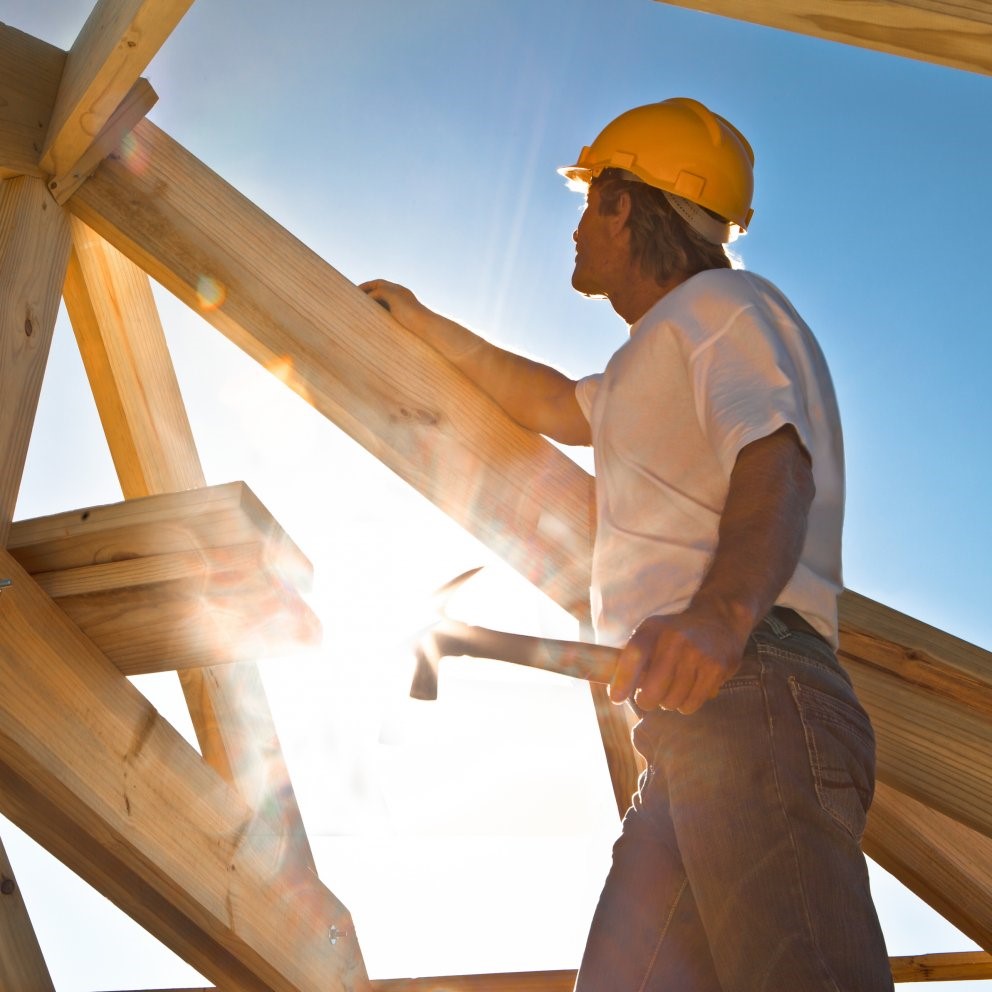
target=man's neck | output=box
[609,270,689,328]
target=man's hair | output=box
[592,168,731,283]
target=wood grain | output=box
[39,0,192,176]
[0,548,370,992]
[0,176,71,545]
[655,0,992,75]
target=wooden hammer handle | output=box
[429,620,619,685]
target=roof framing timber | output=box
[38,0,192,177]
[55,107,992,932]
[654,0,992,76]
[60,220,318,872]
[66,116,598,621]
[7,482,320,675]
[0,549,370,991]
[0,26,63,181]
[63,215,203,496]
[0,834,56,992]
[0,175,71,545]
[866,781,992,949]
[2,2,991,984]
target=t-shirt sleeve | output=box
[575,373,602,424]
[689,305,813,476]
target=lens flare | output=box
[196,275,227,311]
[266,355,312,404]
[119,130,150,175]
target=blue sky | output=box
[4,0,992,988]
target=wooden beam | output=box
[865,781,992,950]
[67,118,992,844]
[0,175,71,546]
[63,215,204,495]
[0,834,56,992]
[38,0,193,177]
[0,26,65,181]
[0,548,370,991]
[839,592,992,839]
[60,215,317,873]
[7,483,320,675]
[95,978,578,992]
[654,0,992,76]
[890,951,992,983]
[66,117,596,621]
[371,973,577,991]
[61,116,640,824]
[48,77,157,206]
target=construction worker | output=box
[361,98,893,991]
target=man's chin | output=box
[571,272,608,300]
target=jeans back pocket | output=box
[789,678,876,841]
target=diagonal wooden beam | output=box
[39,0,193,178]
[0,834,56,992]
[654,1,992,76]
[0,548,370,991]
[0,176,72,546]
[865,780,992,951]
[62,219,317,873]
[66,117,596,620]
[61,117,639,829]
[64,215,203,495]
[839,591,992,839]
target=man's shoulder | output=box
[640,269,765,333]
[678,267,778,305]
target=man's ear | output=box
[608,189,632,237]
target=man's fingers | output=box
[609,638,649,703]
[633,649,682,710]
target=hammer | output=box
[410,618,619,700]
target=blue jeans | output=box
[574,615,893,991]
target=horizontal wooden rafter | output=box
[0,547,369,991]
[654,0,992,75]
[889,951,992,983]
[7,482,319,675]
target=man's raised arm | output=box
[360,279,590,446]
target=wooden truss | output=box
[0,1,990,988]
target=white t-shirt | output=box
[575,268,844,648]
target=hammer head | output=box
[409,642,439,701]
[408,566,483,701]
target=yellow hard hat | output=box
[558,98,755,239]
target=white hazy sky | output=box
[3,1,992,989]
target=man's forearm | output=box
[690,425,815,644]
[360,279,589,444]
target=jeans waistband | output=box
[763,605,827,643]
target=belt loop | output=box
[762,608,791,639]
